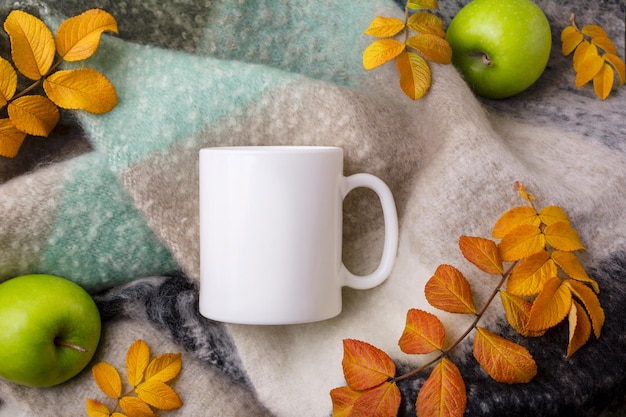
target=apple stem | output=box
[54,338,90,353]
[482,53,493,67]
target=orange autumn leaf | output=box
[498,224,545,262]
[543,221,585,252]
[396,50,431,100]
[574,43,604,87]
[526,276,572,332]
[350,382,401,417]
[551,251,599,293]
[363,16,405,38]
[92,362,123,399]
[398,308,446,354]
[492,206,539,239]
[0,57,17,106]
[500,290,546,337]
[581,24,608,39]
[567,300,592,358]
[3,10,55,80]
[342,339,396,391]
[7,94,59,137]
[407,12,445,38]
[473,327,537,384]
[506,250,556,297]
[561,25,583,56]
[136,380,183,411]
[330,386,361,417]
[425,264,476,314]
[593,63,614,100]
[86,398,112,417]
[55,8,118,62]
[591,36,617,56]
[0,119,27,158]
[119,395,157,417]
[43,68,118,114]
[565,279,604,338]
[126,339,151,387]
[144,352,183,384]
[363,39,405,70]
[459,235,503,275]
[415,358,466,417]
[406,33,452,64]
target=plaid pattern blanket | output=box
[0,0,625,416]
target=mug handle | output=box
[340,173,399,290]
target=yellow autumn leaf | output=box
[363,16,405,38]
[500,290,546,337]
[3,10,55,80]
[136,380,183,411]
[567,300,592,358]
[0,119,27,158]
[363,39,405,70]
[593,63,614,100]
[498,224,545,262]
[551,251,599,293]
[561,26,583,56]
[407,0,438,10]
[543,221,585,252]
[126,339,151,387]
[119,395,157,417]
[591,36,617,55]
[604,53,625,85]
[86,398,111,417]
[396,50,431,100]
[43,68,118,114]
[425,264,476,314]
[0,57,17,107]
[574,43,604,87]
[565,279,605,339]
[459,235,503,275]
[7,95,59,137]
[92,361,123,399]
[55,8,119,61]
[581,24,608,39]
[407,12,445,38]
[538,205,570,226]
[526,276,572,332]
[415,358,466,417]
[144,352,183,384]
[406,33,452,64]
[492,206,539,239]
[472,327,537,384]
[572,40,593,72]
[506,250,556,297]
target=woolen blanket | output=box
[0,0,625,416]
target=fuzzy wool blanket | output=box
[1,0,625,416]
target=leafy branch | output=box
[0,9,119,158]
[561,13,625,100]
[87,339,183,417]
[330,182,604,417]
[362,0,452,100]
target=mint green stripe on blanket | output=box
[73,37,303,172]
[36,153,179,292]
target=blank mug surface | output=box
[199,146,398,325]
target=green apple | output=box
[446,0,552,99]
[0,274,101,387]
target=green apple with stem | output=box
[0,274,101,387]
[446,0,552,99]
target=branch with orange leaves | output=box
[330,182,604,417]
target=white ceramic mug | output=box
[199,146,398,324]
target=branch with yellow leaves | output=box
[330,182,604,417]
[0,9,119,158]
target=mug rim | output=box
[200,145,341,154]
